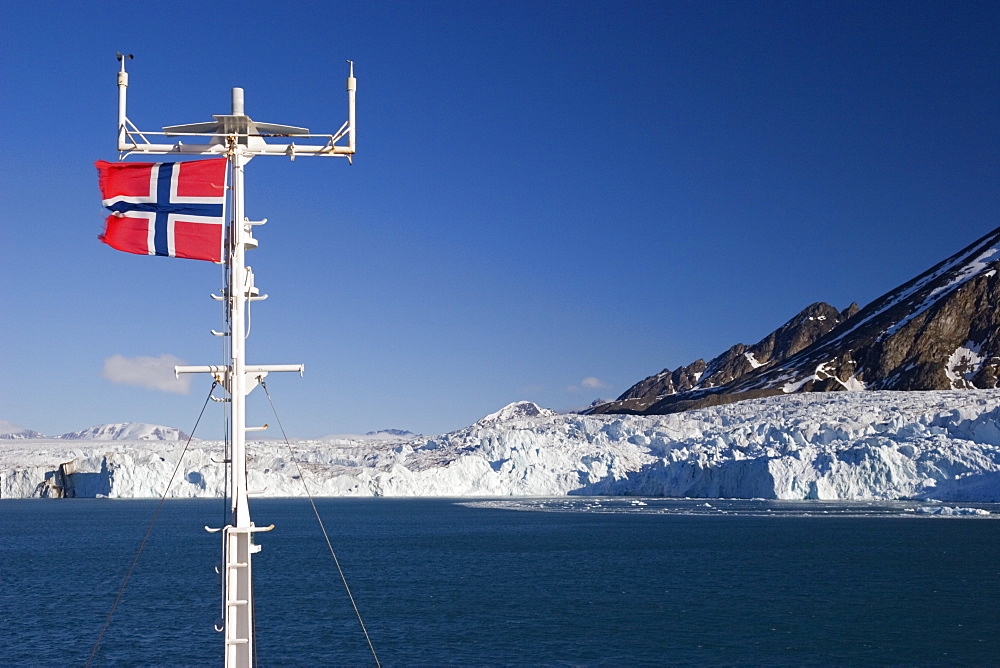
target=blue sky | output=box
[1,1,998,438]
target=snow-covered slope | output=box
[475,400,558,425]
[0,420,43,440]
[57,423,190,441]
[5,394,1000,500]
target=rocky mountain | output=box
[593,225,1000,416]
[366,429,416,437]
[605,302,858,413]
[594,302,858,414]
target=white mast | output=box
[114,53,357,667]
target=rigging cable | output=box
[260,379,382,668]
[86,380,220,667]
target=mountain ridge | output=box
[593,225,1000,416]
[0,421,192,441]
[0,420,44,440]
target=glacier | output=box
[5,390,1000,501]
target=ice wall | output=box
[4,391,1000,501]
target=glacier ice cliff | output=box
[5,392,1000,501]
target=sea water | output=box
[2,497,999,666]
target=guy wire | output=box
[259,380,381,668]
[86,380,219,667]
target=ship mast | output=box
[113,53,357,667]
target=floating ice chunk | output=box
[915,506,991,516]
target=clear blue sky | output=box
[1,1,998,438]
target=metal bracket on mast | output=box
[115,57,356,159]
[175,364,304,396]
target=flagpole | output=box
[109,55,356,667]
[225,145,254,667]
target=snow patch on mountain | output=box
[945,342,985,389]
[780,361,866,393]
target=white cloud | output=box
[581,376,610,389]
[567,376,611,393]
[102,354,191,395]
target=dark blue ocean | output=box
[2,497,999,666]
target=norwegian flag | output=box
[95,159,228,262]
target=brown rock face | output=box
[592,226,1000,416]
[592,302,853,415]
